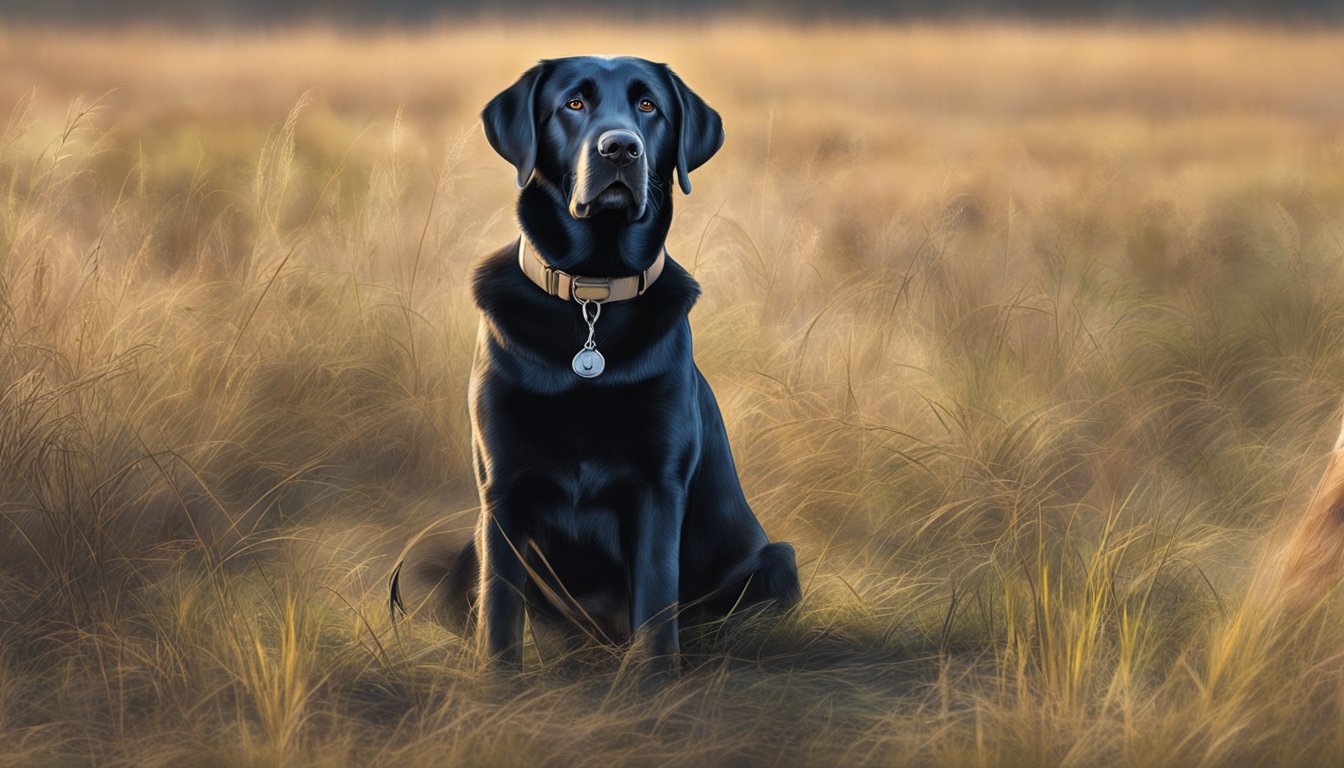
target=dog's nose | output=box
[597,129,643,167]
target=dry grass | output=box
[4,19,1344,767]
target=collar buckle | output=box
[571,277,612,302]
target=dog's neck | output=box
[517,179,672,277]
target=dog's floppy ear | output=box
[664,65,724,195]
[482,61,551,189]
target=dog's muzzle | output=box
[569,130,649,221]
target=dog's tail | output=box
[388,536,479,636]
[389,559,408,624]
[1278,411,1344,609]
[386,512,480,635]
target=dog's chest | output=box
[521,454,671,564]
[476,378,695,523]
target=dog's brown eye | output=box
[566,98,584,111]
[638,99,655,112]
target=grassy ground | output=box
[5,20,1344,766]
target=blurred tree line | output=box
[4,0,1341,24]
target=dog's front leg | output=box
[475,490,527,670]
[626,486,685,667]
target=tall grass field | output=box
[4,21,1344,766]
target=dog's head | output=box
[482,56,724,222]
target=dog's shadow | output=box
[390,524,934,692]
[678,609,937,680]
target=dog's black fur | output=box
[391,56,800,669]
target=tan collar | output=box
[517,236,665,303]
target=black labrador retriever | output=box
[392,56,800,670]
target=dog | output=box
[390,56,801,671]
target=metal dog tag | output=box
[573,298,605,379]
[572,348,605,378]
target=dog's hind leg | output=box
[716,541,802,615]
[683,368,803,617]
[435,539,479,635]
[390,538,479,636]
[741,541,802,610]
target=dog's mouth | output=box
[594,180,634,207]
[569,161,649,222]
[572,179,645,221]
